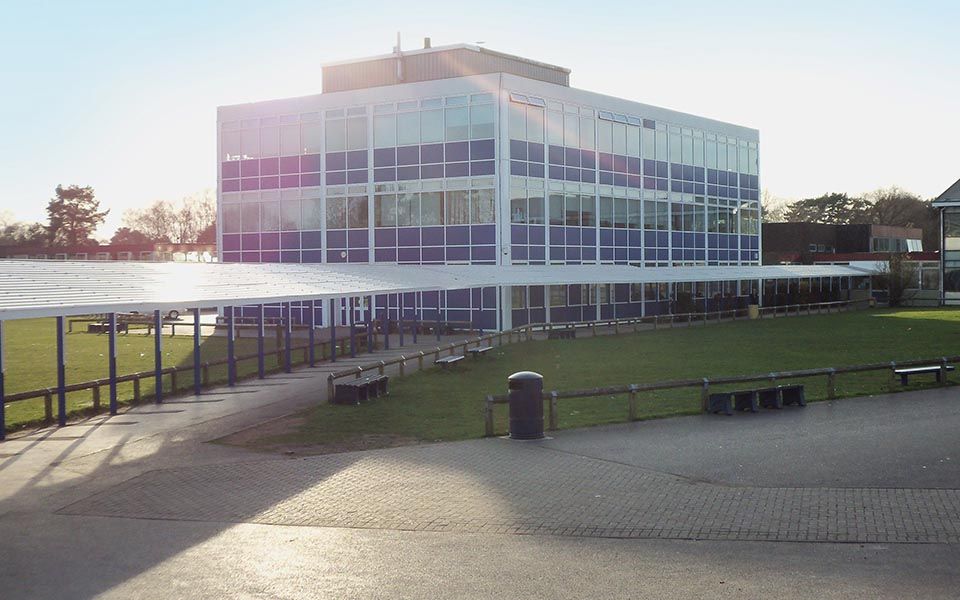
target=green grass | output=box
[2,318,286,432]
[267,307,960,447]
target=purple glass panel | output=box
[528,142,544,163]
[656,161,669,178]
[281,250,300,263]
[279,155,299,174]
[549,226,564,245]
[615,230,628,246]
[695,166,705,182]
[301,231,322,248]
[240,178,260,191]
[509,139,527,160]
[260,232,279,250]
[420,163,444,179]
[259,157,279,176]
[222,161,240,179]
[628,230,641,246]
[707,169,718,184]
[280,174,300,188]
[302,250,323,263]
[445,225,470,245]
[374,167,396,182]
[222,179,240,192]
[642,159,655,175]
[326,152,346,171]
[581,150,596,169]
[420,143,443,163]
[613,173,628,187]
[565,228,580,245]
[421,226,444,246]
[695,183,705,195]
[374,147,396,167]
[682,165,694,181]
[656,179,668,191]
[326,230,347,248]
[549,165,564,180]
[582,247,596,262]
[599,152,614,171]
[682,181,693,194]
[346,150,367,169]
[470,139,495,160]
[374,228,397,246]
[564,147,580,167]
[471,224,495,244]
[512,245,528,260]
[528,163,545,178]
[581,169,596,183]
[241,159,260,177]
[396,145,419,165]
[599,247,614,261]
[582,228,596,245]
[718,171,728,185]
[550,247,564,261]
[627,175,640,188]
[280,231,300,249]
[511,224,527,244]
[396,165,419,181]
[628,157,641,175]
[614,248,627,262]
[599,229,614,245]
[511,161,528,176]
[222,234,241,252]
[529,246,545,261]
[471,160,495,176]
[301,173,321,187]
[300,154,321,173]
[614,155,627,173]
[374,248,397,262]
[347,229,368,247]
[599,172,614,185]
[445,162,469,178]
[670,163,682,178]
[241,233,260,250]
[348,249,368,262]
[471,246,496,261]
[642,177,656,189]
[421,247,444,262]
[260,251,280,263]
[397,227,420,246]
[241,251,260,263]
[326,249,346,263]
[529,226,545,245]
[397,247,420,262]
[565,167,580,182]
[445,141,469,162]
[548,145,564,165]
[347,170,368,184]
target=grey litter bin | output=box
[508,371,544,440]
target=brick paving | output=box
[60,439,960,543]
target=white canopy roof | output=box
[0,260,873,320]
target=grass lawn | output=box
[262,307,960,448]
[2,318,282,432]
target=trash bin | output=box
[508,371,544,440]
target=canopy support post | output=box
[226,306,236,386]
[56,316,66,426]
[398,294,404,347]
[284,302,292,373]
[384,294,391,350]
[0,321,5,440]
[192,308,202,395]
[436,291,442,342]
[108,312,118,415]
[154,310,163,403]
[308,300,316,366]
[257,305,265,378]
[349,297,356,358]
[413,292,418,343]
[329,298,337,363]
[367,295,374,354]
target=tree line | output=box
[763,186,939,250]
[0,186,216,248]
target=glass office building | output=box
[934,178,960,304]
[217,43,773,329]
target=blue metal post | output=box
[226,306,236,386]
[398,294,405,347]
[0,321,5,440]
[366,295,374,354]
[384,295,390,350]
[192,308,201,396]
[154,310,163,403]
[308,300,316,366]
[436,291,442,342]
[413,292,418,343]
[257,304,265,378]
[56,316,66,427]
[284,302,292,373]
[329,298,337,363]
[108,312,118,415]
[349,297,356,358]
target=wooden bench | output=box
[894,365,954,386]
[547,328,576,340]
[756,387,783,409]
[732,390,759,413]
[435,355,464,369]
[332,374,389,405]
[780,384,806,407]
[467,346,494,358]
[87,322,128,334]
[709,384,805,416]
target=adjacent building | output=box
[217,41,856,328]
[933,178,960,305]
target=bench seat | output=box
[435,355,464,368]
[894,365,954,386]
[468,346,494,357]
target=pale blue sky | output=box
[0,0,957,237]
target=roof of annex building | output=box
[0,261,872,321]
[933,178,960,207]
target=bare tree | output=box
[122,190,216,244]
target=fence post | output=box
[378,361,385,375]
[202,362,210,386]
[628,384,638,421]
[700,378,710,412]
[44,390,53,422]
[355,366,362,380]
[827,368,837,399]
[170,367,177,394]
[484,395,495,437]
[327,374,335,399]
[133,376,141,403]
[614,319,620,334]
[889,361,898,392]
[941,357,949,386]
[92,384,101,412]
[508,330,513,344]
[547,391,558,431]
[418,351,425,371]
[399,357,406,377]
[592,322,597,337]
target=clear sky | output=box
[0,0,957,237]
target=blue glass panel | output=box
[346,150,367,169]
[718,171,728,185]
[420,143,443,163]
[581,228,596,245]
[695,249,705,260]
[510,139,527,161]
[528,142,544,162]
[549,165,564,180]
[599,247,614,261]
[421,226,444,246]
[348,249,368,262]
[471,246,496,261]
[565,167,581,182]
[446,225,470,245]
[581,149,596,169]
[397,145,419,165]
[642,159,655,175]
[683,165,694,181]
[671,232,683,247]
[528,162,545,178]
[564,227,581,245]
[472,224,496,244]
[657,231,669,246]
[397,227,420,246]
[482,285,497,305]
[695,166,705,182]
[511,224,528,244]
[643,177,656,189]
[398,247,420,262]
[550,226,565,244]
[695,183,705,194]
[614,230,628,246]
[260,232,279,250]
[445,141,469,162]
[564,147,580,167]
[397,163,420,180]
[599,229,614,245]
[670,180,682,192]
[301,249,323,262]
[222,234,241,252]
[471,160,495,176]
[614,155,627,173]
[581,169,596,183]
[512,245,528,260]
[683,182,694,194]
[346,170,367,184]
[550,246,564,260]
[582,247,596,261]
[614,173,628,187]
[470,139,495,160]
[671,163,682,178]
[628,157,641,175]
[529,245,545,260]
[281,231,301,249]
[445,162,469,178]
[420,163,444,179]
[326,171,346,185]
[301,231,323,249]
[657,249,669,261]
[628,230,641,246]
[421,247,444,262]
[347,229,368,247]
[549,144,565,165]
[326,152,346,170]
[707,168,718,184]
[373,167,396,182]
[373,147,396,167]
[656,179,668,191]
[656,161,669,178]
[614,248,628,262]
[529,225,545,245]
[599,171,614,185]
[374,228,397,247]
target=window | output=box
[397,112,419,145]
[564,193,580,226]
[374,114,396,148]
[470,104,495,139]
[511,186,527,223]
[260,201,280,232]
[222,204,241,233]
[580,194,595,227]
[280,124,299,156]
[445,190,470,225]
[397,192,420,226]
[281,200,300,230]
[630,283,643,302]
[549,193,564,225]
[550,285,566,307]
[347,195,368,228]
[445,106,469,141]
[302,122,322,153]
[346,117,367,150]
[301,198,322,230]
[512,286,527,309]
[421,109,443,143]
[241,202,259,232]
[527,107,544,143]
[325,119,345,152]
[421,191,443,226]
[261,127,279,157]
[375,194,397,227]
[326,197,346,229]
[471,189,495,224]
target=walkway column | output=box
[436,291,442,342]
[413,292,418,343]
[154,310,163,403]
[192,308,202,396]
[329,298,337,363]
[226,306,236,386]
[108,312,118,415]
[56,316,66,427]
[349,297,356,358]
[384,294,391,350]
[398,294,404,347]
[257,304,265,378]
[0,321,5,440]
[367,295,374,354]
[284,302,292,373]
[308,300,316,366]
